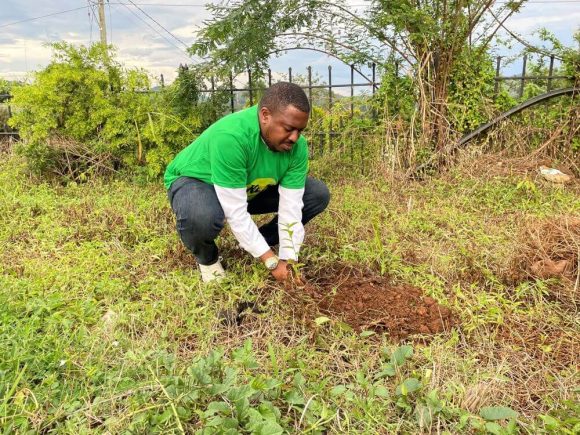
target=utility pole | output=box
[97,0,107,45]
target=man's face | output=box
[258,104,309,152]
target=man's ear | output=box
[259,106,272,123]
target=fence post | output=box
[519,55,527,98]
[307,66,312,119]
[288,67,292,83]
[494,56,501,97]
[350,64,354,119]
[328,65,333,152]
[229,71,234,113]
[248,69,253,106]
[268,68,272,87]
[160,73,165,89]
[372,62,377,121]
[548,55,555,92]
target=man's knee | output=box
[176,204,225,239]
[305,177,330,213]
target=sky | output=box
[1,0,579,91]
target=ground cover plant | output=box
[1,139,578,433]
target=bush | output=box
[448,49,497,134]
[8,42,215,180]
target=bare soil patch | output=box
[279,266,456,340]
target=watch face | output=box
[267,259,279,270]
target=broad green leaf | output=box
[360,330,376,338]
[255,420,284,435]
[415,403,432,428]
[258,402,281,421]
[391,345,413,367]
[221,417,240,429]
[284,389,305,405]
[246,408,264,427]
[375,363,396,379]
[251,376,268,391]
[337,321,353,332]
[330,385,347,397]
[205,415,224,427]
[227,385,255,402]
[484,421,504,434]
[396,378,422,396]
[209,383,229,395]
[293,373,306,388]
[314,316,331,326]
[235,397,250,420]
[480,406,519,421]
[205,401,230,416]
[539,414,560,430]
[374,385,389,398]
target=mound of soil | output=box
[507,216,579,303]
[286,267,455,340]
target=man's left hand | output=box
[271,260,289,282]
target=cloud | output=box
[0,0,578,85]
[508,12,580,36]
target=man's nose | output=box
[289,130,299,143]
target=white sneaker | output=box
[199,259,226,283]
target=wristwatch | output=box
[264,256,279,271]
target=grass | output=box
[0,149,579,433]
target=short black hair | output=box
[259,82,310,114]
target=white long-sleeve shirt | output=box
[214,185,305,261]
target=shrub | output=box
[8,42,216,180]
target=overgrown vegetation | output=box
[1,146,578,432]
[7,43,228,181]
[189,0,578,170]
[1,3,579,432]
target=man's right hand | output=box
[271,260,289,282]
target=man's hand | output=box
[271,260,289,282]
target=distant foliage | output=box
[448,50,497,133]
[0,78,11,94]
[8,43,224,180]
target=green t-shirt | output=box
[164,105,309,199]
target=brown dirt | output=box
[281,266,455,340]
[506,215,579,304]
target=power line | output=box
[110,2,206,6]
[2,1,578,30]
[112,2,193,62]
[87,1,94,43]
[0,6,90,29]
[499,0,580,2]
[121,1,580,3]
[123,0,189,49]
[88,1,101,43]
[107,0,114,44]
[489,9,564,60]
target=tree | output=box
[190,0,527,153]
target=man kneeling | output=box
[164,82,330,282]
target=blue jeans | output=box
[167,177,330,265]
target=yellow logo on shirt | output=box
[246,178,276,199]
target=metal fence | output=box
[493,54,574,98]
[199,63,381,115]
[0,93,16,137]
[1,55,575,140]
